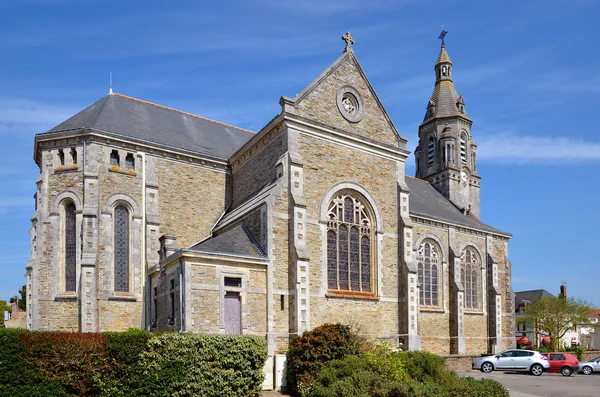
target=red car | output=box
[541,352,579,376]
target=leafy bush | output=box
[364,344,409,384]
[124,333,268,397]
[287,323,362,397]
[396,350,458,388]
[310,355,404,397]
[565,345,584,361]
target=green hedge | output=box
[0,329,267,397]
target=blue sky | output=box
[0,0,598,307]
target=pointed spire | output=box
[436,46,452,65]
[436,27,452,65]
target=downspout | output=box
[179,258,184,332]
[137,151,147,329]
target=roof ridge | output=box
[240,224,266,257]
[406,175,430,184]
[112,92,256,135]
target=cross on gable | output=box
[342,31,355,53]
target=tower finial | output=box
[342,31,355,53]
[438,25,448,47]
[109,72,113,95]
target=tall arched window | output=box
[461,247,480,309]
[327,192,373,293]
[427,137,435,165]
[114,205,130,292]
[417,241,439,307]
[64,203,77,292]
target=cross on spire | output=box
[438,25,448,47]
[342,31,355,53]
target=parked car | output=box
[472,349,550,376]
[578,356,600,375]
[540,352,579,376]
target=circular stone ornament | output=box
[336,85,365,123]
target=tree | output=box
[9,284,26,312]
[517,296,593,351]
[0,300,10,328]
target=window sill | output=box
[420,307,445,313]
[326,290,378,300]
[54,165,80,173]
[55,294,77,302]
[108,166,137,176]
[108,295,137,302]
[464,310,484,315]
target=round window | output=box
[336,85,364,123]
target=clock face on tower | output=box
[461,170,468,182]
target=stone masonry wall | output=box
[157,157,226,248]
[294,55,399,147]
[297,132,400,338]
[231,129,287,209]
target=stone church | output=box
[25,32,515,363]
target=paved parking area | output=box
[457,370,600,397]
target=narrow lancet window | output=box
[65,203,76,292]
[114,205,129,292]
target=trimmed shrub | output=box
[18,331,108,396]
[287,323,362,397]
[447,377,509,397]
[97,329,153,396]
[124,333,268,397]
[0,329,68,397]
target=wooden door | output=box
[224,291,241,335]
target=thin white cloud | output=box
[477,133,600,164]
[0,197,35,214]
[252,0,422,14]
[0,99,77,129]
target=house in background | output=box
[515,285,596,349]
[514,288,554,347]
[5,301,27,329]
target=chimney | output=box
[159,234,178,262]
[560,284,567,299]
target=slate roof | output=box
[436,45,452,65]
[514,289,555,306]
[43,93,255,160]
[424,46,469,122]
[187,224,266,259]
[407,177,509,236]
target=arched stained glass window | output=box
[461,247,480,309]
[417,241,439,306]
[327,192,374,293]
[114,205,130,292]
[65,203,76,292]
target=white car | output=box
[472,349,550,376]
[578,356,600,375]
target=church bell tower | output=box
[414,29,481,218]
